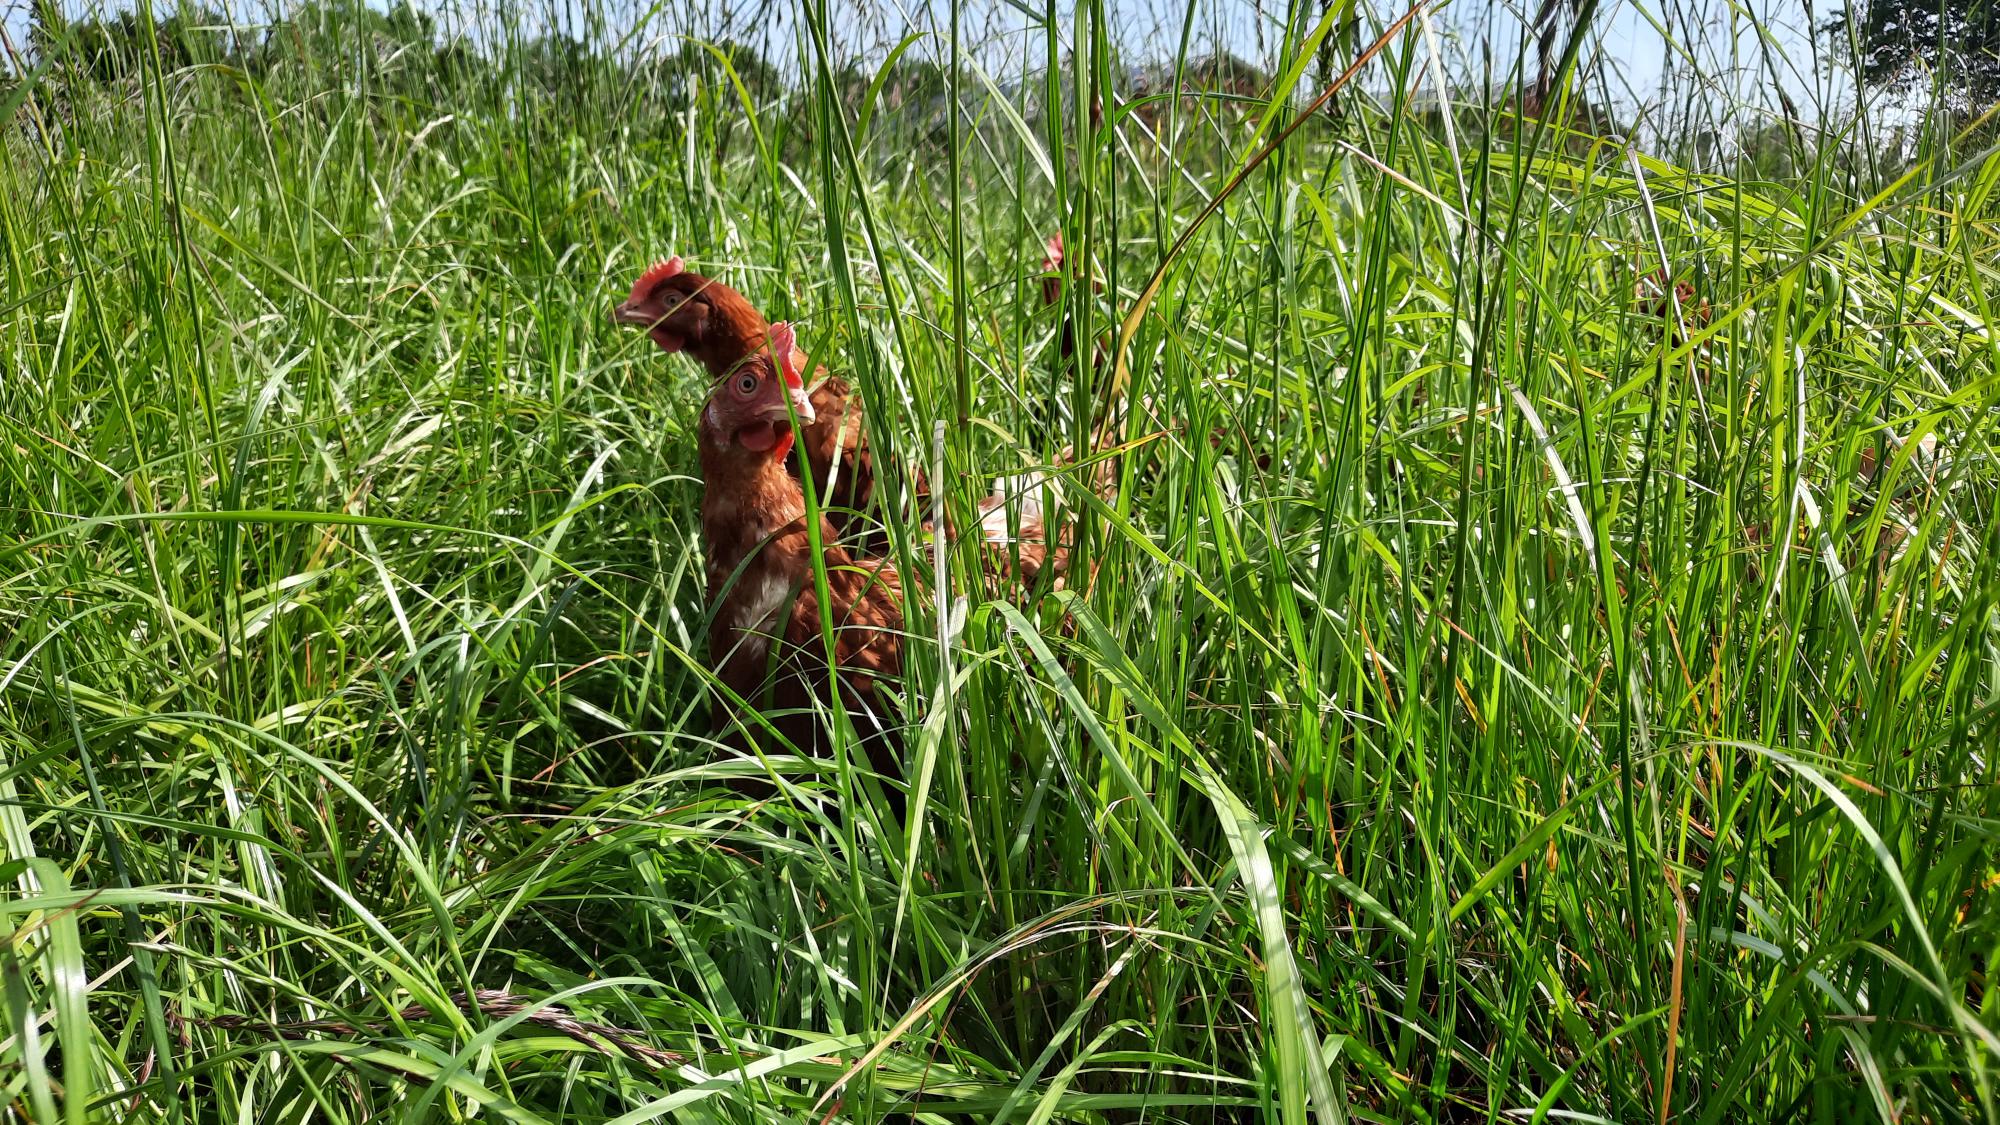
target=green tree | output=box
[251,0,437,80]
[517,31,620,113]
[1831,0,2000,107]
[30,0,231,82]
[634,37,781,112]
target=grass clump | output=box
[0,0,1995,1121]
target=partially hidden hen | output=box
[612,257,881,544]
[694,321,905,775]
[615,253,1107,585]
[1041,231,1106,375]
[616,249,1121,549]
[691,323,1090,773]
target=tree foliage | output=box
[30,0,230,81]
[1833,0,2000,107]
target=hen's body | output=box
[694,324,906,786]
[616,253,1103,628]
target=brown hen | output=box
[617,255,1107,590]
[695,321,905,778]
[695,324,1099,777]
[613,257,883,544]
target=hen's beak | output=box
[778,384,817,425]
[610,300,653,327]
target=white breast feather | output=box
[732,572,792,636]
[979,475,1047,544]
[979,497,1044,544]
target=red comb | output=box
[1042,232,1064,270]
[628,256,684,302]
[769,322,802,389]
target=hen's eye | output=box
[735,373,759,396]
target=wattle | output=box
[734,422,795,462]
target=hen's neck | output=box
[698,437,849,583]
[692,288,769,381]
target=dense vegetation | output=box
[1,1,1995,1121]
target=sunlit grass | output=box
[0,1,1995,1121]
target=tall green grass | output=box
[0,0,1995,1120]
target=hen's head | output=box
[1039,233,1065,307]
[1038,232,1103,305]
[699,322,816,463]
[614,257,763,363]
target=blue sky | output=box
[4,0,1840,121]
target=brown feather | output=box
[697,340,904,786]
[621,257,1119,634]
[615,264,890,546]
[694,336,1097,788]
